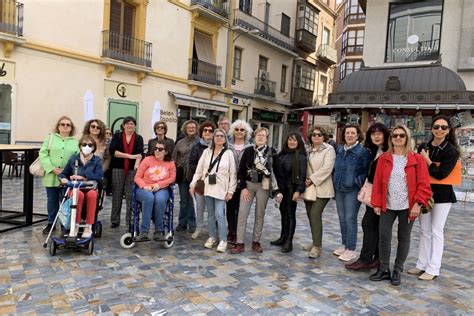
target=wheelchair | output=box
[119,184,175,249]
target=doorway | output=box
[0,84,12,144]
[107,100,139,133]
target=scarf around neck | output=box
[344,141,359,152]
[254,145,270,176]
[122,130,136,176]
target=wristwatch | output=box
[417,202,423,207]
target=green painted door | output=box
[107,100,139,133]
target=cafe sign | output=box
[255,110,284,123]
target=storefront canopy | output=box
[169,92,228,112]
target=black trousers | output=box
[278,188,297,242]
[226,187,242,235]
[379,209,414,272]
[359,206,379,263]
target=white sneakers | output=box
[216,240,227,253]
[333,245,346,256]
[338,249,357,262]
[82,224,93,239]
[191,228,201,240]
[204,238,227,252]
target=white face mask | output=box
[81,146,94,155]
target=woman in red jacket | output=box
[370,125,432,286]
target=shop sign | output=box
[104,80,141,100]
[257,110,284,123]
[0,60,15,82]
[287,113,299,123]
[159,110,177,123]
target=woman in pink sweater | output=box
[134,140,176,241]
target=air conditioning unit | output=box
[258,69,270,82]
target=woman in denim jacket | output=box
[332,123,370,262]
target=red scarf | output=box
[122,130,136,176]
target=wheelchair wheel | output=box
[49,241,57,256]
[120,232,135,249]
[87,240,94,255]
[162,232,174,249]
[95,222,102,238]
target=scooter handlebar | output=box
[64,180,97,188]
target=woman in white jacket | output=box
[303,126,336,259]
[190,129,237,253]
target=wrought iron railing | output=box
[0,0,23,36]
[190,0,229,18]
[255,76,276,98]
[189,58,222,86]
[102,31,152,67]
[234,10,295,52]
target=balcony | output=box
[317,44,337,65]
[190,0,229,22]
[254,76,276,98]
[295,28,316,53]
[292,87,314,107]
[344,13,365,25]
[189,58,222,86]
[102,31,152,68]
[0,0,23,37]
[234,10,296,53]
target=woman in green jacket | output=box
[39,116,78,233]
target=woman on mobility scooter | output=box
[59,135,103,238]
[134,140,176,241]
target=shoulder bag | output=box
[303,151,317,202]
[357,179,373,207]
[29,134,53,177]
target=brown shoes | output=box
[252,241,263,253]
[231,243,245,254]
[346,258,380,271]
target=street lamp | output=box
[233,28,259,42]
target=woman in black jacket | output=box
[272,132,307,253]
[408,114,460,281]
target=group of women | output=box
[39,114,459,286]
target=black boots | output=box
[281,215,296,253]
[281,240,293,253]
[270,237,286,246]
[370,269,391,281]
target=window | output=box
[239,0,252,14]
[344,0,365,25]
[193,31,214,63]
[259,55,268,71]
[385,0,443,63]
[281,13,291,36]
[233,47,242,79]
[319,75,327,97]
[297,4,318,35]
[280,65,287,92]
[339,62,346,81]
[342,29,364,55]
[340,60,362,80]
[322,27,330,45]
[110,0,136,51]
[295,64,316,91]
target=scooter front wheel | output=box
[120,232,135,249]
[49,241,57,256]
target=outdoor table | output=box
[0,144,46,233]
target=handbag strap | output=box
[47,133,54,151]
[207,149,225,175]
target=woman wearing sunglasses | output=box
[146,121,175,157]
[188,120,217,239]
[370,125,432,286]
[59,135,103,238]
[39,116,79,234]
[82,119,110,171]
[134,140,176,242]
[407,115,460,281]
[226,120,253,244]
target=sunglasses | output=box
[235,128,245,132]
[90,124,101,130]
[312,133,323,137]
[156,126,165,130]
[154,147,165,152]
[391,133,406,139]
[59,123,71,127]
[214,134,225,138]
[432,124,449,131]
[203,128,214,133]
[106,132,112,135]
[81,143,94,147]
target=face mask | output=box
[81,146,94,155]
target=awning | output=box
[169,92,228,112]
[295,104,474,111]
[194,31,214,63]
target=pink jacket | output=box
[134,157,176,189]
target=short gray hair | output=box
[229,119,253,142]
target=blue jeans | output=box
[205,196,227,241]
[178,180,196,228]
[46,187,63,224]
[136,188,170,233]
[335,190,361,251]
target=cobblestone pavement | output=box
[0,177,473,314]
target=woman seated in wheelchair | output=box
[59,135,103,238]
[134,139,176,241]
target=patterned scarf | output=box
[122,130,135,176]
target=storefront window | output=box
[385,0,443,63]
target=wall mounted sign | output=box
[116,83,127,98]
[0,60,15,82]
[104,80,141,100]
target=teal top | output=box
[39,133,79,187]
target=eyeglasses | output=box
[214,134,225,138]
[59,123,71,127]
[235,128,245,132]
[432,124,449,131]
[81,143,94,147]
[124,122,135,126]
[156,126,165,130]
[391,133,406,139]
[312,133,323,137]
[106,132,112,135]
[154,147,165,152]
[203,128,214,133]
[90,124,101,130]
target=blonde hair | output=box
[388,124,413,155]
[254,127,269,138]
